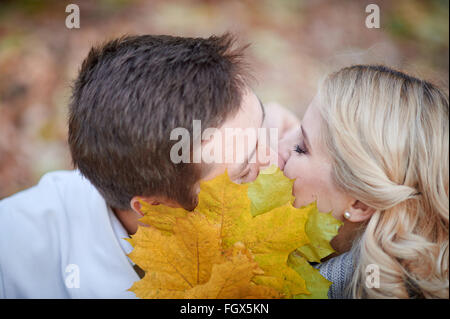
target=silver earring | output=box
[344,211,351,220]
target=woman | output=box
[279,65,449,298]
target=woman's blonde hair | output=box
[317,65,449,298]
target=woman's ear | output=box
[346,200,376,223]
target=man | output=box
[0,34,298,298]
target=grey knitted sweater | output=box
[314,247,356,299]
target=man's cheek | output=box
[282,159,297,180]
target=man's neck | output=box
[112,207,141,235]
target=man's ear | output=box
[130,196,163,217]
[130,196,184,216]
[346,200,376,223]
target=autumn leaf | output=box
[130,168,340,299]
[139,170,311,297]
[185,243,280,299]
[128,212,221,298]
[295,204,343,263]
[247,165,295,216]
[287,251,332,299]
[247,167,341,298]
[137,202,188,235]
[128,212,278,299]
[197,174,310,298]
[194,170,254,248]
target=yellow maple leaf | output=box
[133,170,318,298]
[137,204,188,235]
[196,171,313,297]
[295,205,343,263]
[185,244,280,299]
[287,251,332,299]
[247,165,295,216]
[129,212,278,299]
[246,167,340,298]
[129,167,341,299]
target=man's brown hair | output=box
[68,34,249,210]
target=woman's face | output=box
[279,96,352,222]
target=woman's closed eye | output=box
[294,144,307,155]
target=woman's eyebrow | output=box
[301,125,311,151]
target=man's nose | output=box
[278,128,299,170]
[278,138,292,167]
[277,151,286,170]
[254,143,286,171]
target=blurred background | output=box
[0,0,448,199]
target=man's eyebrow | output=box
[257,96,265,125]
[301,125,311,151]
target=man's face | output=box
[198,88,274,186]
[130,88,281,218]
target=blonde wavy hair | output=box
[317,65,449,298]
